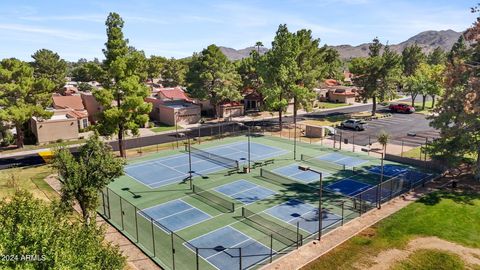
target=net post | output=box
[120,197,124,230]
[171,232,176,270]
[239,248,242,270]
[270,234,273,263]
[150,218,156,257]
[241,207,245,217]
[296,222,300,249]
[359,193,363,216]
[341,201,345,226]
[134,206,139,242]
[195,247,199,270]
[106,188,111,219]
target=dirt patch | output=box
[361,237,480,270]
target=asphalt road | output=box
[0,97,434,169]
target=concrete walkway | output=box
[260,177,445,270]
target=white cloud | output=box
[19,15,105,23]
[0,24,102,41]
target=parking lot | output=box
[333,112,440,147]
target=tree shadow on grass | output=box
[417,191,480,206]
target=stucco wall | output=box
[31,118,79,144]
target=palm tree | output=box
[255,41,263,54]
[377,130,390,155]
[376,130,390,208]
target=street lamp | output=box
[238,123,251,171]
[298,165,323,241]
[187,136,193,189]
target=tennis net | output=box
[260,168,297,186]
[300,154,346,171]
[190,146,239,170]
[242,208,302,247]
[192,185,235,213]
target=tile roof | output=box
[52,95,85,110]
[155,87,190,101]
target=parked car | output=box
[389,103,415,113]
[340,119,366,131]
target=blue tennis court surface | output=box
[368,164,408,177]
[272,164,331,184]
[325,179,374,197]
[188,226,272,270]
[141,200,211,232]
[215,180,276,204]
[318,153,367,167]
[266,199,342,234]
[125,141,287,188]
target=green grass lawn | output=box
[0,166,58,201]
[392,249,467,270]
[1,139,87,155]
[150,123,178,133]
[316,102,351,109]
[303,190,480,270]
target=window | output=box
[83,118,88,128]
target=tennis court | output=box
[368,164,408,177]
[188,226,272,270]
[125,141,287,188]
[215,180,276,204]
[266,199,342,234]
[272,164,331,183]
[140,199,211,232]
[99,133,438,270]
[325,179,374,197]
[318,152,368,167]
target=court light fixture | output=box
[298,165,310,171]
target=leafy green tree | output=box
[161,58,187,87]
[429,7,480,180]
[0,58,55,147]
[255,41,264,54]
[78,82,94,92]
[0,190,125,269]
[94,12,152,157]
[319,46,342,80]
[427,47,446,65]
[31,49,68,90]
[350,39,401,116]
[52,133,124,224]
[404,63,445,110]
[237,50,262,90]
[72,61,105,82]
[258,24,299,130]
[147,55,166,82]
[401,44,426,106]
[186,44,242,115]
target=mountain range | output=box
[219,29,462,61]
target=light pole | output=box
[293,121,297,160]
[298,165,323,241]
[175,111,179,148]
[187,136,193,189]
[238,123,251,171]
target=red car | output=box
[389,103,415,113]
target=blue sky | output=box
[0,0,476,61]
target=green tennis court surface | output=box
[98,134,437,270]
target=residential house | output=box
[216,101,244,118]
[80,92,102,123]
[315,79,358,104]
[242,88,263,112]
[30,95,91,144]
[30,109,88,144]
[146,87,201,126]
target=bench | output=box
[225,169,238,176]
[252,162,263,169]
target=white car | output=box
[340,119,366,131]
